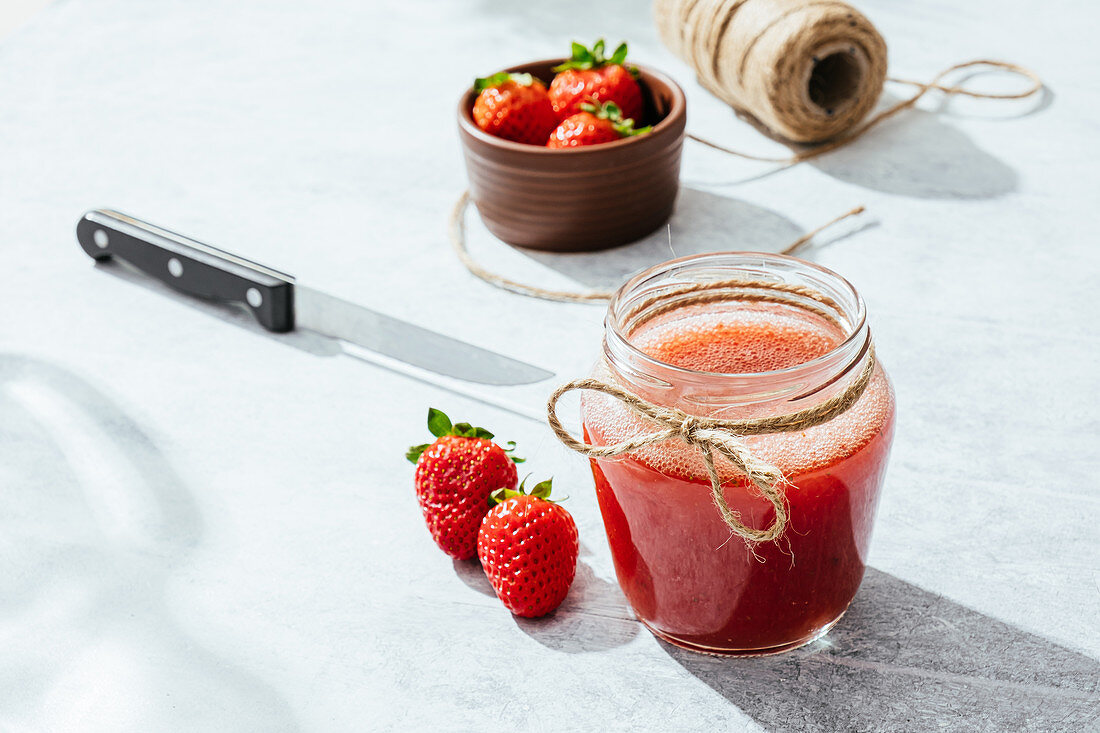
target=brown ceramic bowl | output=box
[458,59,687,252]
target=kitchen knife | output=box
[76,209,554,390]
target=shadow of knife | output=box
[77,210,556,420]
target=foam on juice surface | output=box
[633,303,842,373]
[583,302,893,481]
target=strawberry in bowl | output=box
[547,100,651,149]
[472,72,559,146]
[549,40,644,122]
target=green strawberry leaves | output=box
[474,72,535,92]
[407,408,524,464]
[452,423,495,440]
[489,487,511,505]
[405,443,431,463]
[554,39,631,72]
[427,407,453,438]
[428,407,493,440]
[579,100,617,117]
[489,476,563,506]
[527,477,554,500]
[502,440,526,464]
[578,100,652,138]
[608,42,629,66]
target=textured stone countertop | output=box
[1,0,1097,730]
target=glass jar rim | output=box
[604,251,869,385]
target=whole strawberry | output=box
[477,478,579,618]
[407,408,522,560]
[549,40,644,122]
[547,100,651,149]
[472,72,559,145]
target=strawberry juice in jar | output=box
[579,253,895,655]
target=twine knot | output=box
[677,415,705,443]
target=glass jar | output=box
[579,252,895,655]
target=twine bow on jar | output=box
[546,345,876,545]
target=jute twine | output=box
[686,59,1044,163]
[545,277,876,544]
[448,190,866,304]
[654,0,1043,156]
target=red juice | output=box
[582,302,895,654]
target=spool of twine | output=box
[655,0,888,143]
[546,277,875,545]
[654,0,1043,158]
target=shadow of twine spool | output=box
[655,0,888,144]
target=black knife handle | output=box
[77,209,295,332]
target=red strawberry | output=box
[546,101,651,149]
[477,478,579,618]
[407,408,522,560]
[549,40,644,121]
[472,72,559,145]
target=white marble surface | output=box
[1,0,1098,730]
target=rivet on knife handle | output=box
[77,209,295,333]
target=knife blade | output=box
[75,209,554,388]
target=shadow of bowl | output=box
[514,187,806,291]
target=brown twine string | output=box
[686,60,1044,164]
[448,190,865,304]
[545,279,876,544]
[622,277,844,330]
